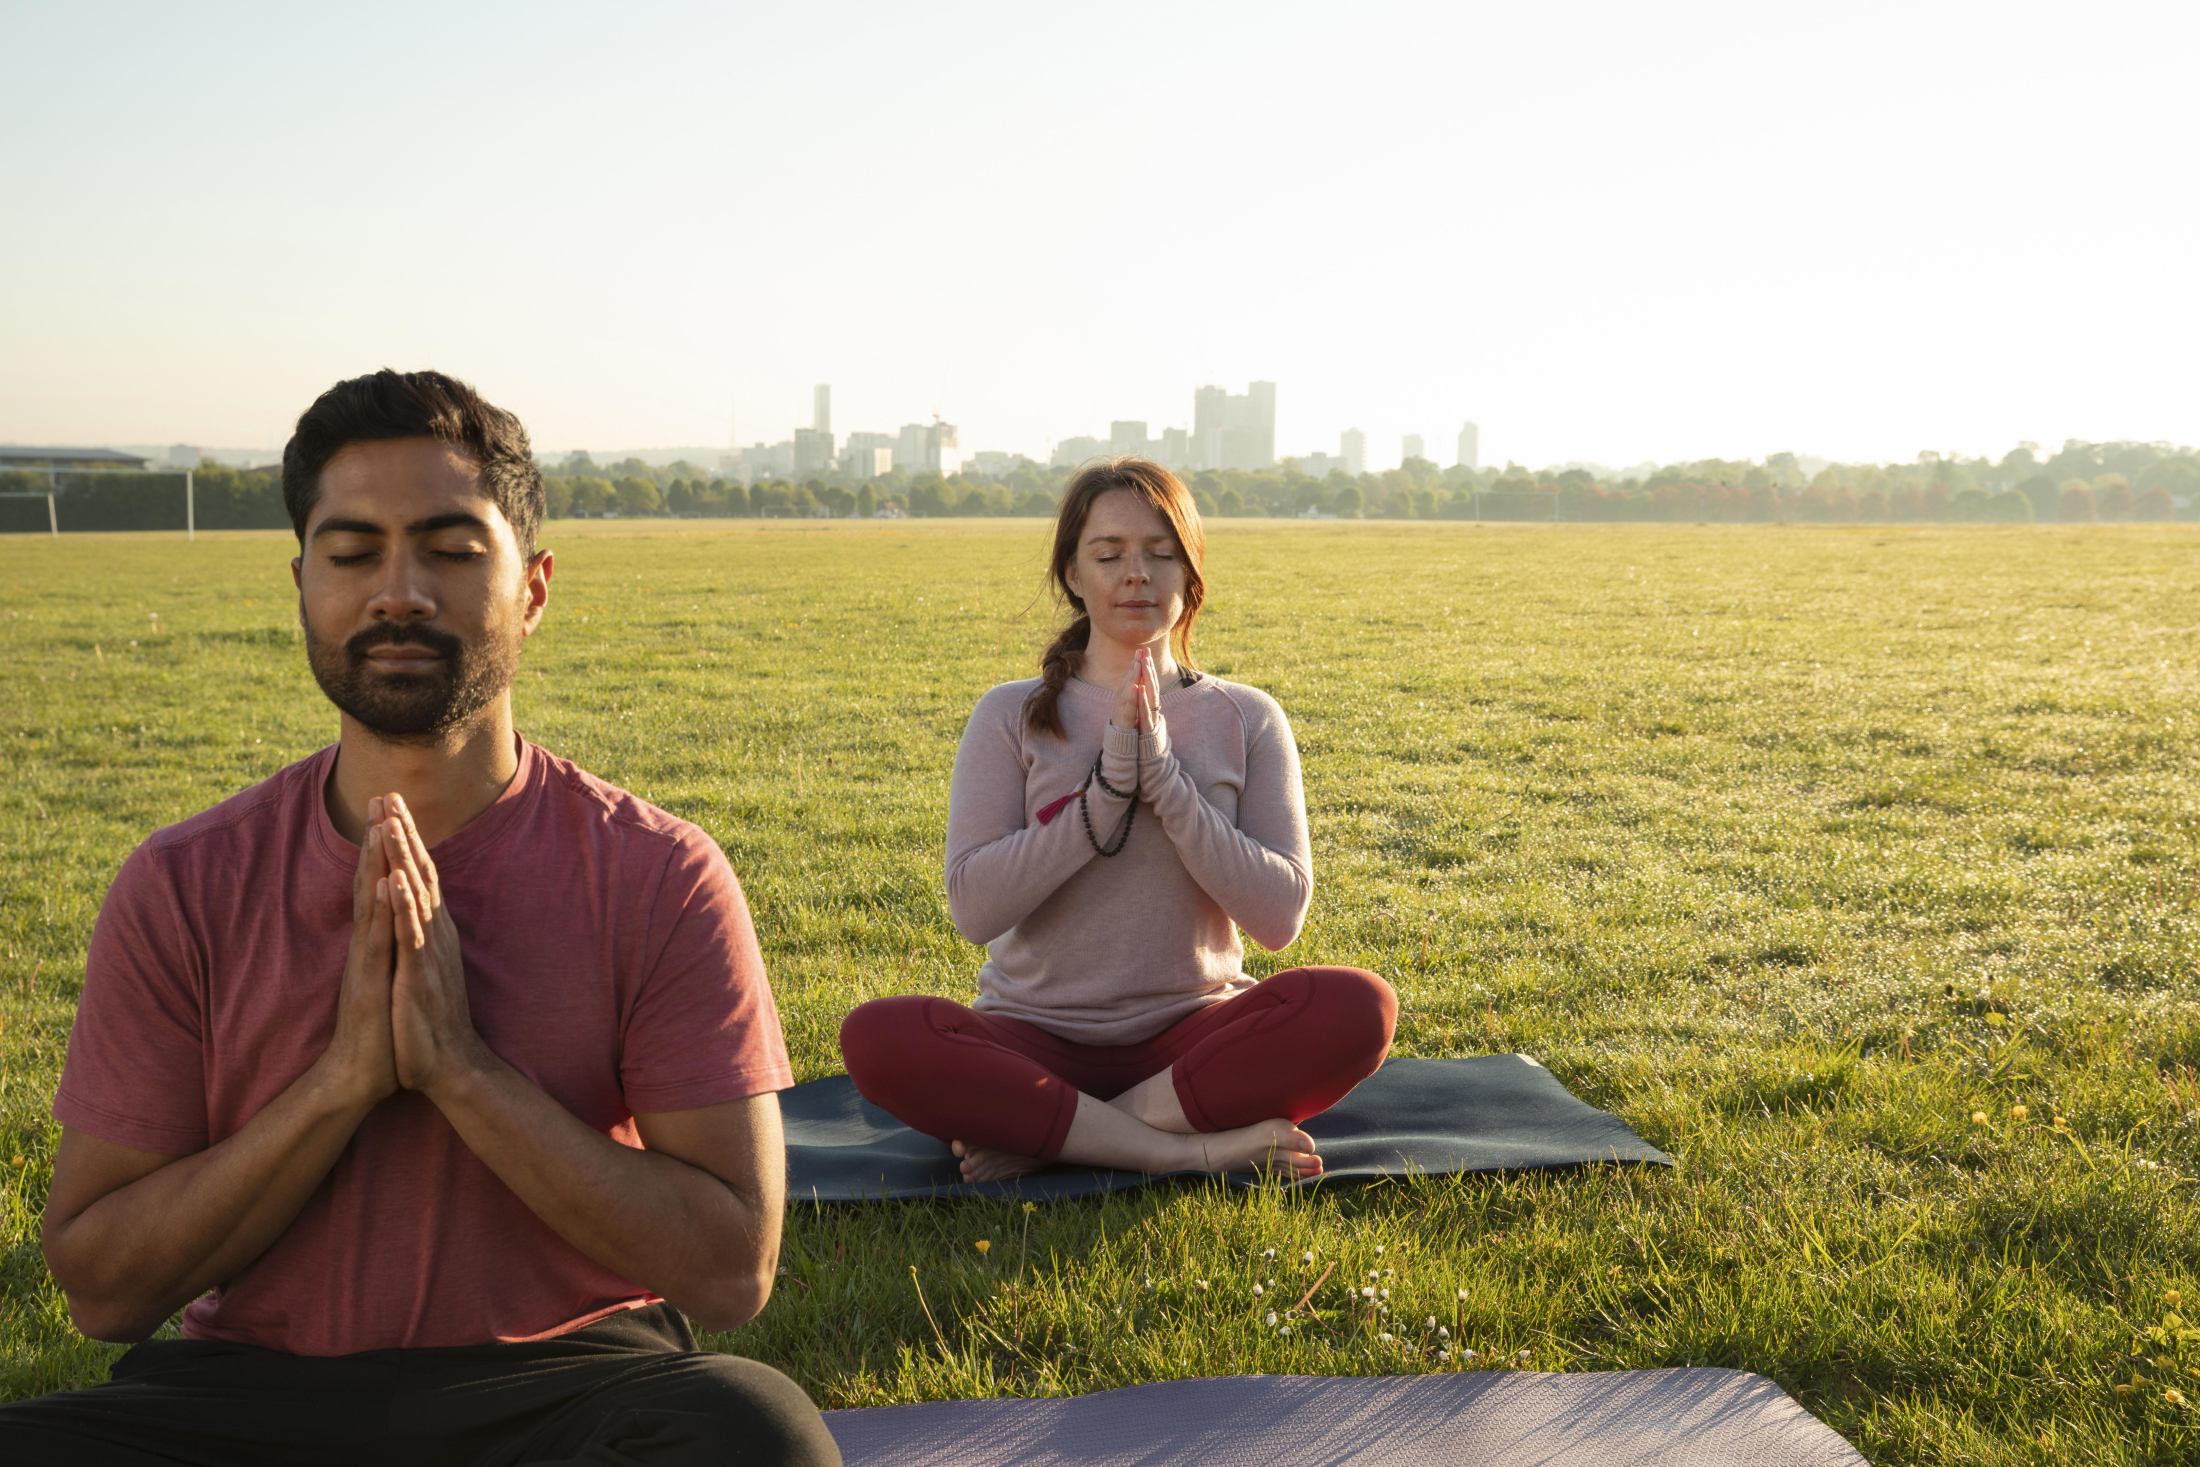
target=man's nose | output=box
[365,555,436,620]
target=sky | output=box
[2,1,2195,472]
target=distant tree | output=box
[1217,487,1246,516]
[544,477,576,519]
[615,477,661,516]
[856,483,877,518]
[1334,483,1362,518]
[572,477,614,516]
[2092,476,2134,521]
[2134,486,2175,521]
[1856,489,1888,521]
[1986,490,2034,523]
[2056,483,2096,523]
[1192,488,1218,517]
[2016,474,2060,520]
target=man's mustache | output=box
[344,624,464,663]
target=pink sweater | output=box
[944,674,1314,1046]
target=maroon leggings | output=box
[839,967,1397,1161]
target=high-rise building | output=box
[842,431,894,479]
[1109,421,1149,457]
[1457,422,1479,470]
[813,384,831,434]
[1191,382,1276,470]
[1157,427,1190,468]
[1051,435,1106,469]
[792,427,835,480]
[923,421,961,477]
[894,424,928,472]
[1403,434,1425,463]
[1340,428,1366,477]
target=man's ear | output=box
[520,550,553,636]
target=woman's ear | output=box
[1063,560,1084,600]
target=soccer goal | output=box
[0,470,198,537]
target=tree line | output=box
[6,438,2193,532]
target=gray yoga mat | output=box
[823,1369,1866,1466]
[783,1054,1673,1202]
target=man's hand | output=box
[378,793,495,1096]
[322,796,399,1105]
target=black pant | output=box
[0,1304,840,1467]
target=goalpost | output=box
[0,469,195,538]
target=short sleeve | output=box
[53,843,211,1153]
[618,828,793,1114]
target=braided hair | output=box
[1025,456,1207,738]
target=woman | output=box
[840,458,1395,1182]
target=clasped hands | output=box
[1107,646,1166,737]
[325,792,494,1107]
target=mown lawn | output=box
[3,519,2197,1464]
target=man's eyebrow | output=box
[309,517,387,541]
[409,512,493,536]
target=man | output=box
[0,370,840,1466]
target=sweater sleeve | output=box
[943,689,1138,946]
[1141,688,1313,951]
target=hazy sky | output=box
[3,2,2195,471]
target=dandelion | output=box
[1196,1279,1209,1290]
[1970,1111,1989,1126]
[1022,1202,1036,1213]
[1265,1311,1278,1327]
[2010,1105,2029,1122]
[2166,1290,2182,1306]
[2168,1388,2188,1406]
[1457,1288,1469,1301]
[974,1239,991,1254]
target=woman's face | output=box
[1064,489,1188,654]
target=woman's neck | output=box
[1080,632,1176,689]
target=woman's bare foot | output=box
[952,1139,1047,1183]
[1184,1119,1323,1178]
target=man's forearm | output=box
[426,1057,781,1331]
[45,1057,380,1341]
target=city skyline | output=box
[3,7,2194,468]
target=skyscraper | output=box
[1340,428,1366,477]
[813,384,831,434]
[792,427,835,480]
[1457,422,1479,470]
[1403,434,1425,463]
[1191,382,1276,470]
[1110,421,1149,456]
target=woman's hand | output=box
[1110,648,1164,733]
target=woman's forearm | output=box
[1147,756,1313,949]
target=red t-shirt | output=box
[54,738,793,1356]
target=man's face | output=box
[291,438,550,742]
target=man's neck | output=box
[324,699,522,848]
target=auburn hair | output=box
[1025,457,1207,738]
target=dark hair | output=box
[1026,457,1207,738]
[282,369,545,553]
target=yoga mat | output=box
[823,1369,1866,1466]
[783,1054,1673,1202]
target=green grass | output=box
[4,519,2199,1464]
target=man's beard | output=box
[304,614,524,744]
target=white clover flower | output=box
[1461,1348,1478,1362]
[1380,1332,1394,1342]
[1439,1326,1451,1339]
[1456,1288,1469,1301]
[1424,1316,1436,1330]
[1197,1279,1209,1290]
[1263,1249,1276,1259]
[1252,1283,1264,1296]
[1516,1348,1532,1360]
[1265,1311,1278,1327]
[1302,1250,1314,1264]
[1438,1350,1452,1362]
[1278,1325,1290,1336]
[1361,1286,1377,1299]
[1375,1245,1385,1255]
[1380,1289,1390,1299]
[1367,1269,1379,1279]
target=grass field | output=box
[3,519,2198,1464]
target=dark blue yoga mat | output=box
[783,1054,1673,1202]
[823,1369,1865,1466]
